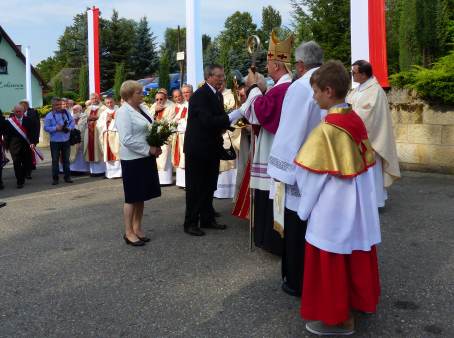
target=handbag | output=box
[69,128,81,145]
[219,132,237,161]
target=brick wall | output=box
[389,89,454,174]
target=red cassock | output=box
[301,243,380,325]
[87,109,98,162]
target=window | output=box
[0,58,7,74]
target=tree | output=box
[217,12,258,80]
[113,63,125,101]
[162,27,186,72]
[158,51,171,91]
[36,56,61,84]
[55,12,88,68]
[78,64,88,101]
[131,17,158,78]
[53,78,64,98]
[290,0,350,64]
[101,10,137,90]
[386,0,402,74]
[258,6,282,43]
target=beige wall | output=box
[389,89,454,174]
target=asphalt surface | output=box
[0,150,453,337]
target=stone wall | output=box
[389,89,454,174]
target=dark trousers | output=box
[11,147,32,185]
[184,154,219,227]
[254,189,284,256]
[282,208,307,295]
[50,141,70,180]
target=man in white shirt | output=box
[268,41,324,297]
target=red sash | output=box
[105,112,116,161]
[7,116,43,165]
[232,159,251,220]
[87,109,98,161]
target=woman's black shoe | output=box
[123,235,145,246]
[137,236,151,242]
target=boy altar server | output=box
[294,61,381,336]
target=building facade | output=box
[0,26,44,112]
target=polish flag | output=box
[87,7,101,95]
[350,0,389,88]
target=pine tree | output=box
[78,64,88,101]
[113,63,125,101]
[131,17,158,79]
[158,51,171,92]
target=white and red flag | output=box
[350,0,389,87]
[87,7,101,95]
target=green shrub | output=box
[390,50,454,105]
[143,88,158,106]
[37,105,52,118]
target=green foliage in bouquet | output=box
[143,88,158,105]
[146,120,178,147]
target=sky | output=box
[0,0,294,66]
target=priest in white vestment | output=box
[267,41,325,297]
[347,60,400,207]
[83,93,106,175]
[214,83,238,199]
[99,96,121,178]
[171,87,191,188]
[149,89,175,185]
[69,105,89,173]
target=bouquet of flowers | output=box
[146,119,178,147]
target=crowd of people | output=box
[0,28,402,336]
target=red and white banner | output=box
[7,117,44,165]
[87,7,101,95]
[350,0,389,88]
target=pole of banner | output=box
[247,35,261,252]
[25,46,33,106]
[185,0,203,88]
[87,6,101,95]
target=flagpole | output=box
[186,0,203,88]
[87,6,101,95]
[25,46,32,106]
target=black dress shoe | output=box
[201,221,227,230]
[123,235,145,246]
[281,281,300,297]
[137,236,151,242]
[52,180,59,185]
[214,211,221,218]
[184,226,205,236]
[0,182,4,190]
[0,201,6,208]
[64,178,74,183]
[26,175,32,180]
[17,183,24,189]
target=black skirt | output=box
[121,156,161,203]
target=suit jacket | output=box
[115,102,153,160]
[25,108,41,144]
[4,116,34,156]
[184,83,230,159]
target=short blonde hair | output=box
[120,80,143,100]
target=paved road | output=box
[0,153,453,337]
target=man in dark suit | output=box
[4,104,34,189]
[20,100,41,178]
[183,64,238,236]
[0,109,7,190]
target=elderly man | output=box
[347,60,401,208]
[183,64,239,236]
[267,41,324,297]
[44,97,75,185]
[172,87,190,188]
[229,31,294,255]
[150,89,175,185]
[83,93,106,176]
[5,104,35,188]
[69,104,89,174]
[19,100,40,178]
[0,109,7,189]
[99,95,121,178]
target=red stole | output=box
[87,109,98,161]
[105,112,116,161]
[172,106,188,167]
